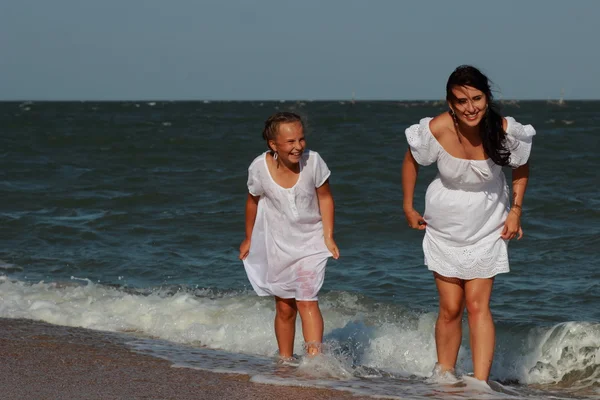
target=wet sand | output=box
[0,318,371,400]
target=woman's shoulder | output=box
[406,116,433,135]
[502,117,536,167]
[503,116,536,139]
[404,115,444,165]
[428,112,454,140]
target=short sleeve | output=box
[247,160,264,196]
[311,151,331,188]
[405,118,440,166]
[505,117,536,168]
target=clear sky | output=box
[1,0,599,101]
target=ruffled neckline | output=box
[420,117,491,162]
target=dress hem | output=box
[254,292,319,301]
[427,266,509,280]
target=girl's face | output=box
[449,85,488,128]
[269,122,306,166]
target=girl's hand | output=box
[239,238,251,260]
[325,237,340,259]
[501,211,523,240]
[404,208,426,230]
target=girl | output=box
[239,111,340,361]
[402,65,535,382]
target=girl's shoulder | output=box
[302,150,331,187]
[248,152,268,170]
[301,149,328,168]
[302,149,322,160]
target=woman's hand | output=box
[501,211,523,240]
[239,238,251,260]
[325,237,340,259]
[404,208,426,230]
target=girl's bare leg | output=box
[274,297,298,358]
[296,300,324,355]
[464,278,495,382]
[434,273,466,373]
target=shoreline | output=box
[0,318,371,400]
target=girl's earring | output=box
[273,152,278,161]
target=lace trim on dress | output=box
[423,237,509,279]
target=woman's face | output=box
[448,85,488,128]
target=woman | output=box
[401,65,535,382]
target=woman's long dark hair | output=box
[446,65,511,166]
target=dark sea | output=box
[1,100,599,399]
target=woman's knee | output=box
[438,302,464,323]
[464,278,494,316]
[465,297,490,316]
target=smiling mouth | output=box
[464,112,479,121]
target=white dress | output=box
[405,117,535,279]
[243,150,333,301]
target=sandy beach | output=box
[0,318,372,400]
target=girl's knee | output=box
[276,307,297,321]
[275,298,298,320]
[296,300,320,313]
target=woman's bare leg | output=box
[464,277,495,381]
[434,273,466,373]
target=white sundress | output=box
[405,117,536,279]
[243,150,333,301]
